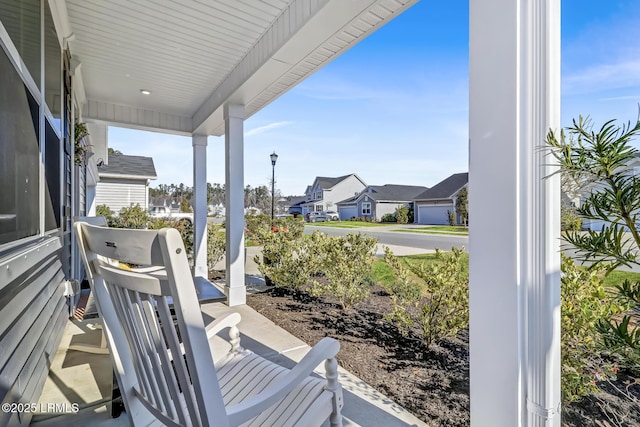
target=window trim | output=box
[362,202,371,215]
[0,4,65,250]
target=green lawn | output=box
[306,221,390,228]
[371,252,640,288]
[601,269,640,288]
[392,226,469,236]
[371,251,470,286]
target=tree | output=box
[455,186,468,226]
[546,115,640,362]
[207,182,225,205]
[108,147,123,155]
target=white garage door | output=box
[339,206,357,220]
[417,204,453,225]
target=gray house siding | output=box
[96,178,148,213]
[0,4,84,423]
[302,174,366,215]
[325,175,366,210]
[355,199,406,221]
[0,238,67,427]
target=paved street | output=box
[304,224,468,252]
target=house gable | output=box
[97,154,158,212]
[301,174,366,213]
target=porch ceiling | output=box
[58,0,417,136]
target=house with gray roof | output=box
[282,195,307,216]
[95,153,157,213]
[300,174,367,217]
[337,184,428,221]
[414,172,468,225]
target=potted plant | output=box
[74,122,90,165]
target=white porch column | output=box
[192,134,208,279]
[224,104,246,306]
[469,1,561,427]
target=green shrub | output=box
[560,254,624,404]
[309,233,378,309]
[147,217,174,230]
[381,213,396,223]
[256,232,315,289]
[561,202,582,231]
[395,206,409,224]
[207,224,226,270]
[383,247,469,349]
[596,279,640,372]
[96,204,118,227]
[114,204,149,229]
[173,219,193,261]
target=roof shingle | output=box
[414,173,468,200]
[98,153,157,179]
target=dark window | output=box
[0,47,40,245]
[0,0,41,89]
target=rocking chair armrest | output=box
[226,337,340,426]
[204,312,242,340]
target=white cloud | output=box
[564,60,640,95]
[598,94,640,102]
[245,121,294,137]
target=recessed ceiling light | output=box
[140,89,151,95]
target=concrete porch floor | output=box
[30,299,427,426]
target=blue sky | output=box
[108,0,640,196]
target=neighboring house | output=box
[300,174,367,216]
[95,153,157,213]
[337,184,428,221]
[208,203,225,217]
[282,195,307,215]
[414,173,469,225]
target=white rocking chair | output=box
[74,222,343,427]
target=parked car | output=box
[325,211,339,221]
[149,206,193,224]
[306,212,324,222]
[307,211,338,222]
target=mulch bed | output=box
[246,286,640,426]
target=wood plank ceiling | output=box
[64,0,418,135]
[65,0,293,117]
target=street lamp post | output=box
[270,151,278,220]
